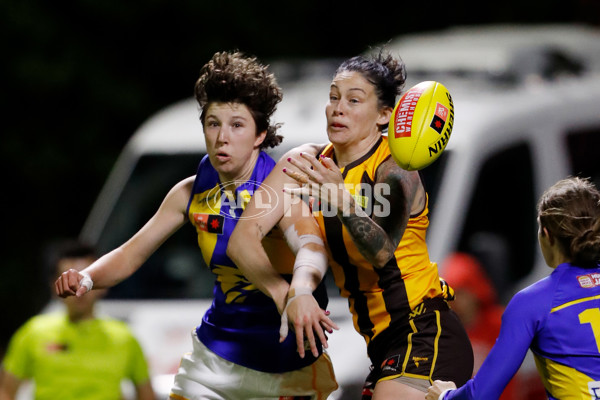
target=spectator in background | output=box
[0,240,154,400]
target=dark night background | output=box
[1,0,599,355]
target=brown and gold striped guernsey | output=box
[313,136,445,346]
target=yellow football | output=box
[388,81,454,171]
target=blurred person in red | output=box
[442,252,545,400]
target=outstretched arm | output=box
[277,213,338,358]
[228,145,337,357]
[227,144,324,311]
[427,290,539,399]
[55,177,193,297]
[227,158,294,313]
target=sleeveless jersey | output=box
[313,137,444,346]
[187,152,328,373]
[444,262,600,400]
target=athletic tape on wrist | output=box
[79,271,93,293]
[293,247,328,280]
[284,225,324,255]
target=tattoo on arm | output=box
[257,223,267,239]
[337,160,417,268]
[375,161,415,246]
[339,202,395,267]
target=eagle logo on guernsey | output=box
[577,273,600,288]
[193,213,224,234]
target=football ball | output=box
[388,81,454,171]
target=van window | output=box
[421,149,450,220]
[99,153,216,299]
[566,127,600,187]
[457,143,536,302]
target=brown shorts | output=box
[361,298,473,398]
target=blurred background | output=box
[2,0,600,386]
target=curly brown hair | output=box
[194,51,283,149]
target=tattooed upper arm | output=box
[373,158,421,248]
[336,158,421,268]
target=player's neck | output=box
[333,133,380,168]
[219,150,259,190]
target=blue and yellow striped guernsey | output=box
[187,152,328,373]
[443,262,600,399]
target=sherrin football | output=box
[388,81,454,171]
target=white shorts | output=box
[169,330,338,400]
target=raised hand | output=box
[283,153,347,212]
[55,269,93,298]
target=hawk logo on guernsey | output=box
[429,103,449,134]
[193,213,224,234]
[412,356,428,368]
[577,273,600,288]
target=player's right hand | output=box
[55,269,92,298]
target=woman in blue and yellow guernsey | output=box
[228,51,473,400]
[55,51,338,400]
[427,177,600,400]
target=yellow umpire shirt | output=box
[3,312,151,400]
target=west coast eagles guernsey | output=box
[443,262,600,400]
[314,137,446,348]
[187,152,328,373]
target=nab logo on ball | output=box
[388,81,454,171]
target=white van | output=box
[79,24,600,399]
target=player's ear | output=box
[542,226,554,245]
[254,130,267,148]
[378,106,393,126]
